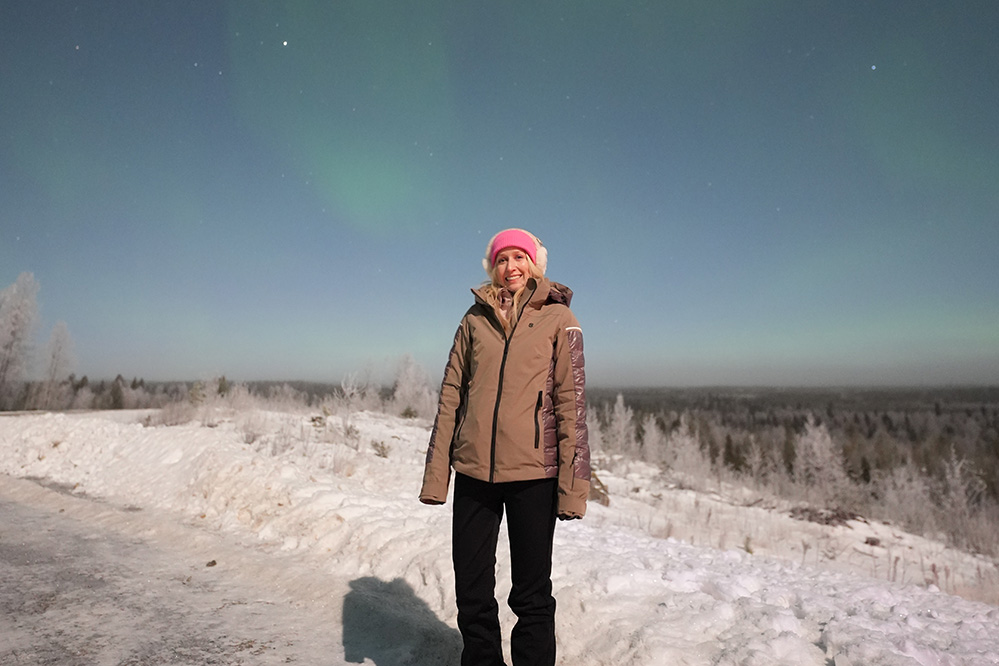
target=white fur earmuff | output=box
[482,229,547,276]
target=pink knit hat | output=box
[483,228,548,275]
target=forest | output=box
[587,386,999,558]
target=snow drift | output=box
[1,408,998,665]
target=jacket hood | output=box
[545,280,573,307]
[523,278,574,310]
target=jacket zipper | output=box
[488,281,537,483]
[534,390,543,449]
[488,337,511,482]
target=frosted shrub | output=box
[118,383,166,410]
[873,464,938,538]
[666,414,713,488]
[940,447,986,521]
[957,501,999,556]
[939,448,991,552]
[389,355,437,419]
[220,383,260,412]
[334,373,382,415]
[235,411,267,444]
[267,384,308,411]
[154,399,198,426]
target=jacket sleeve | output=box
[419,316,471,504]
[552,310,590,517]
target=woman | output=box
[420,228,589,666]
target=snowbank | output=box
[2,409,998,665]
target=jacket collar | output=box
[530,278,574,308]
[546,280,573,307]
[471,277,573,309]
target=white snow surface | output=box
[2,408,998,665]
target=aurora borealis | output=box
[2,1,997,386]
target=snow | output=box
[2,408,998,665]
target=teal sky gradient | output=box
[2,1,997,387]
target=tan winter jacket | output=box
[420,277,590,518]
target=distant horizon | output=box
[36,347,999,392]
[48,374,999,393]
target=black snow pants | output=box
[452,472,558,666]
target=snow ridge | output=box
[2,409,998,665]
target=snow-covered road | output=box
[0,474,459,665]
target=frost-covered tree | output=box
[70,385,95,410]
[0,272,40,409]
[605,393,637,457]
[666,413,713,486]
[390,354,436,419]
[742,436,776,489]
[940,447,986,524]
[640,413,667,465]
[109,375,126,410]
[31,320,75,410]
[329,373,376,415]
[873,463,938,538]
[793,418,850,505]
[586,407,605,456]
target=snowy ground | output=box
[0,475,355,665]
[1,408,998,665]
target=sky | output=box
[2,1,997,387]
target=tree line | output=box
[587,386,999,557]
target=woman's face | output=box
[494,247,531,292]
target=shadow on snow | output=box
[343,576,461,666]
